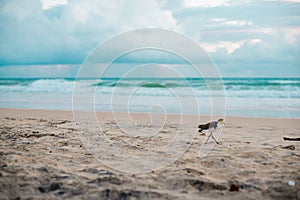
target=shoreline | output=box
[1,107,299,120]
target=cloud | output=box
[40,0,68,9]
[210,31,300,69]
[280,0,300,2]
[184,0,229,8]
[201,38,263,55]
[0,0,177,65]
[202,40,245,54]
[171,0,300,75]
[223,20,253,26]
[0,0,299,77]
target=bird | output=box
[198,118,224,144]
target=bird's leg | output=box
[205,129,219,144]
[211,133,219,144]
[205,130,212,144]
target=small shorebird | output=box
[198,119,224,144]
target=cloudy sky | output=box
[0,0,299,77]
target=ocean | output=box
[0,78,299,118]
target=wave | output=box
[92,80,193,88]
[0,79,34,86]
[1,78,299,94]
[0,78,74,93]
[223,79,300,88]
[1,78,299,118]
[93,78,300,87]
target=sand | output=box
[0,108,300,200]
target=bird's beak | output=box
[222,120,225,124]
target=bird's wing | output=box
[198,122,210,129]
[209,121,218,129]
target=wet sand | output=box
[0,108,300,199]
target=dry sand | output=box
[0,108,300,199]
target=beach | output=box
[0,108,299,199]
[1,0,300,199]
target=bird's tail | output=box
[198,125,204,132]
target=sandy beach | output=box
[0,108,299,199]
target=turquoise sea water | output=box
[0,78,299,118]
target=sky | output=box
[0,0,299,77]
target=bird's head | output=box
[218,118,225,124]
